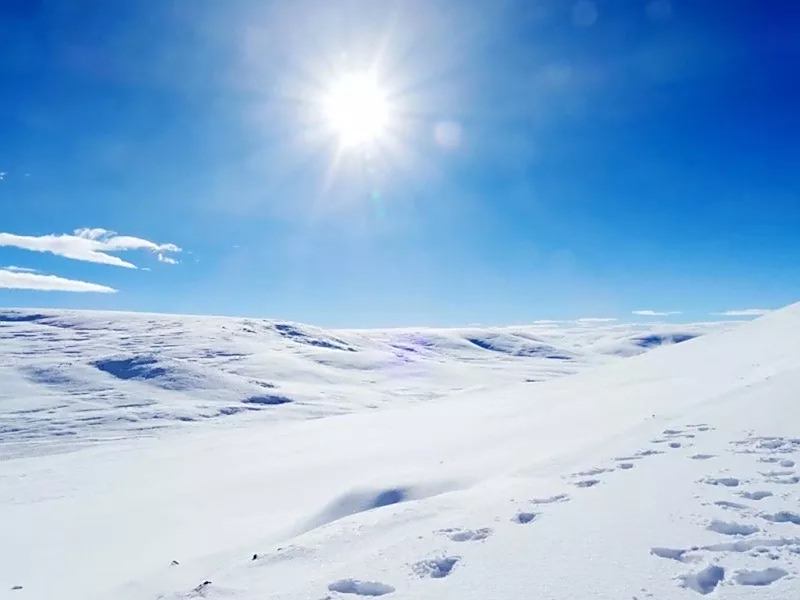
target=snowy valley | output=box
[2,306,800,599]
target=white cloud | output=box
[0,269,116,293]
[157,253,178,265]
[713,308,772,317]
[3,265,40,274]
[576,317,617,323]
[632,309,682,316]
[0,228,181,269]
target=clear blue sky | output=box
[1,0,798,326]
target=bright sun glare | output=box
[322,72,390,148]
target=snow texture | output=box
[2,305,800,599]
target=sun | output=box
[322,72,391,148]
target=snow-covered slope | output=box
[3,306,800,600]
[0,308,721,453]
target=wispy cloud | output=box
[577,317,617,323]
[3,265,40,274]
[0,268,116,293]
[157,253,178,265]
[0,228,181,269]
[712,308,772,317]
[632,309,682,316]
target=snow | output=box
[0,308,723,453]
[2,305,800,599]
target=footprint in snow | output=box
[574,478,600,488]
[740,490,772,500]
[439,527,492,542]
[651,547,694,562]
[572,467,614,477]
[411,556,459,579]
[703,476,740,487]
[569,468,611,487]
[686,424,713,432]
[633,449,664,458]
[734,567,788,586]
[706,519,759,536]
[512,511,537,524]
[734,436,800,456]
[679,565,725,595]
[690,454,715,460]
[328,579,395,596]
[530,494,570,504]
[654,536,800,564]
[713,500,750,511]
[663,428,696,439]
[703,537,800,554]
[764,474,800,484]
[761,511,800,525]
[759,469,795,477]
[614,448,664,462]
[773,475,800,484]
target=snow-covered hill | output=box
[3,306,800,600]
[0,308,720,454]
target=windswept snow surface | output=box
[0,308,720,454]
[3,306,800,599]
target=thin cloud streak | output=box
[713,308,772,317]
[3,265,40,274]
[0,269,117,293]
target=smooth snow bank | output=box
[2,304,800,599]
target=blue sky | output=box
[1,0,798,326]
